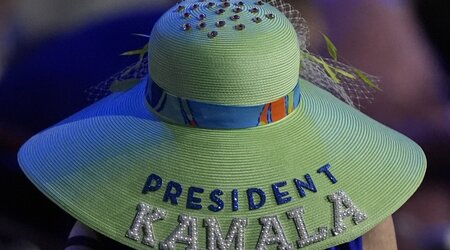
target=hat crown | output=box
[148,0,300,105]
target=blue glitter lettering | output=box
[163,181,183,205]
[272,181,292,205]
[294,174,317,198]
[142,173,163,194]
[186,186,204,210]
[247,188,266,210]
[317,164,338,184]
[232,189,239,212]
[208,189,224,212]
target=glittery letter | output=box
[328,190,368,236]
[272,181,292,205]
[294,174,317,198]
[209,189,224,212]
[126,202,167,247]
[232,189,239,211]
[256,216,293,250]
[160,214,199,250]
[286,207,328,248]
[142,173,163,194]
[186,186,204,210]
[317,164,337,184]
[247,188,266,210]
[204,218,248,249]
[163,181,183,205]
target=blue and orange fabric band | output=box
[145,79,301,129]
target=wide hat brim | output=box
[19,78,425,249]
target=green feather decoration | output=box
[121,43,148,60]
[353,68,382,91]
[322,33,338,61]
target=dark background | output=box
[0,0,449,249]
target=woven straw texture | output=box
[148,1,300,105]
[19,79,426,250]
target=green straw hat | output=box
[19,0,426,249]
